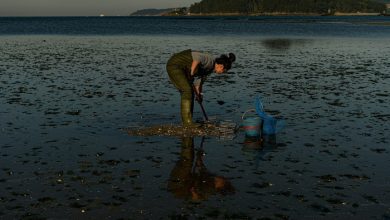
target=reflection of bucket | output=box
[242,109,262,137]
[243,136,263,150]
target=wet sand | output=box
[126,121,237,138]
[0,35,389,219]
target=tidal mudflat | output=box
[1,35,389,219]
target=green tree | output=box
[188,0,385,14]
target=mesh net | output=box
[255,96,285,135]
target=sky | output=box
[0,0,199,16]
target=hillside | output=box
[188,0,387,15]
[131,8,175,16]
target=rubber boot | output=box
[181,99,193,126]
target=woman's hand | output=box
[195,93,203,103]
[193,85,203,102]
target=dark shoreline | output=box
[177,12,383,16]
[0,13,387,18]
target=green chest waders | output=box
[166,50,197,126]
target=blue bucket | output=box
[242,109,262,137]
[262,116,277,135]
[255,96,285,135]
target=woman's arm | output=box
[194,83,202,96]
[193,76,206,102]
[191,60,202,99]
[191,60,200,76]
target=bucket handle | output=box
[241,109,258,120]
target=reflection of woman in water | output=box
[167,137,235,201]
[166,49,236,127]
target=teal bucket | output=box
[242,109,262,137]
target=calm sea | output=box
[1,16,390,36]
[0,16,389,219]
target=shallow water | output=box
[1,35,389,219]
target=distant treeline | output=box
[131,8,175,16]
[189,0,386,14]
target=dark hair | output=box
[215,53,236,71]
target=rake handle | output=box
[193,85,209,121]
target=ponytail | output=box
[228,53,236,63]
